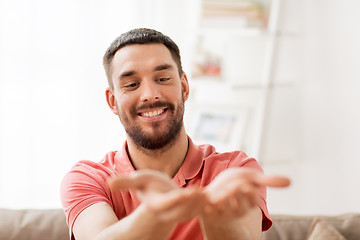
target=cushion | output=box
[307,218,346,240]
[263,214,360,240]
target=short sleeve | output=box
[60,160,114,238]
[228,151,273,231]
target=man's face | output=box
[106,43,189,150]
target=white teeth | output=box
[142,109,164,117]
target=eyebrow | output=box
[118,64,174,81]
[153,64,174,72]
[119,70,136,80]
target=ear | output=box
[180,73,190,101]
[106,88,119,115]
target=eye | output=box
[157,77,171,82]
[124,82,139,89]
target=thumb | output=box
[107,174,140,191]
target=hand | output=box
[107,170,205,223]
[202,167,290,219]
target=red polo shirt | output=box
[60,137,272,239]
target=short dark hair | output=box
[103,28,183,89]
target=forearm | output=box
[199,208,262,240]
[95,204,176,240]
[200,217,251,240]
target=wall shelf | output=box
[187,0,284,159]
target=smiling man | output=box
[107,43,187,156]
[60,28,290,240]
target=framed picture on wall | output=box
[190,106,247,152]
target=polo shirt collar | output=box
[172,137,205,186]
[114,141,135,174]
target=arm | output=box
[73,170,205,240]
[200,168,290,240]
[73,201,177,240]
[200,207,262,240]
[72,169,289,240]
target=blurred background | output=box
[0,0,359,216]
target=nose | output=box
[139,80,161,102]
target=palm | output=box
[203,168,290,218]
[107,170,205,222]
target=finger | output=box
[153,189,205,222]
[238,183,258,207]
[206,181,254,203]
[255,175,291,188]
[147,186,203,212]
[107,175,136,191]
[228,197,240,212]
[204,183,235,203]
[236,168,291,188]
[107,170,177,192]
[233,197,257,218]
[219,168,291,188]
[217,185,257,218]
[233,198,248,217]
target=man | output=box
[60,28,290,240]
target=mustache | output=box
[131,101,175,115]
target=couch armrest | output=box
[0,208,68,240]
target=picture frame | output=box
[189,106,247,152]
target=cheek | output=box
[166,84,184,100]
[117,94,139,115]
[115,94,128,111]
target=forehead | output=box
[110,43,177,77]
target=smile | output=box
[139,108,166,118]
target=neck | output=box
[126,127,189,178]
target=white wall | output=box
[0,0,136,208]
[263,0,360,215]
[0,0,199,209]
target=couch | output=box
[0,208,359,240]
[263,213,360,240]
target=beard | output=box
[117,97,185,150]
